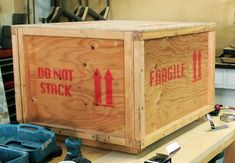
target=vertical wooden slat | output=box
[133,40,145,147]
[12,28,23,122]
[124,32,135,147]
[139,41,145,148]
[18,28,30,122]
[208,31,216,105]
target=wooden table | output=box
[50,110,235,163]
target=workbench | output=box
[49,111,235,163]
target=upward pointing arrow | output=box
[93,69,102,104]
[104,70,113,105]
[193,50,197,81]
[198,50,202,80]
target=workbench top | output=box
[50,110,235,163]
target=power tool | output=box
[64,137,91,163]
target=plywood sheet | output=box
[24,36,125,138]
[144,32,209,135]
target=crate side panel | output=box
[144,33,209,135]
[24,36,125,138]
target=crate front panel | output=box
[144,32,209,135]
[23,36,125,138]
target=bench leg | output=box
[224,141,235,163]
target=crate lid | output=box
[12,20,216,40]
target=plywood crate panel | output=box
[12,21,216,153]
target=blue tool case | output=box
[0,145,28,163]
[0,124,57,163]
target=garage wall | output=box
[1,0,233,55]
[110,0,235,55]
[0,0,24,25]
[14,0,25,13]
[0,1,14,25]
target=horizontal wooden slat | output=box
[142,105,214,148]
[21,27,125,40]
[31,122,126,146]
[139,26,216,40]
[13,20,215,33]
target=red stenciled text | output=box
[38,67,73,81]
[37,67,73,96]
[40,83,72,96]
[149,63,185,87]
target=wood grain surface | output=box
[12,32,23,122]
[144,32,209,135]
[13,21,215,35]
[13,21,215,153]
[49,111,235,163]
[224,140,235,163]
[24,36,126,142]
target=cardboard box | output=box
[12,21,215,153]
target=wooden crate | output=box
[12,21,216,153]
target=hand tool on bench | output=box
[220,113,235,123]
[64,137,91,163]
[210,104,235,116]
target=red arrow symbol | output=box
[193,50,197,81]
[104,70,113,106]
[198,50,202,80]
[94,69,102,104]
